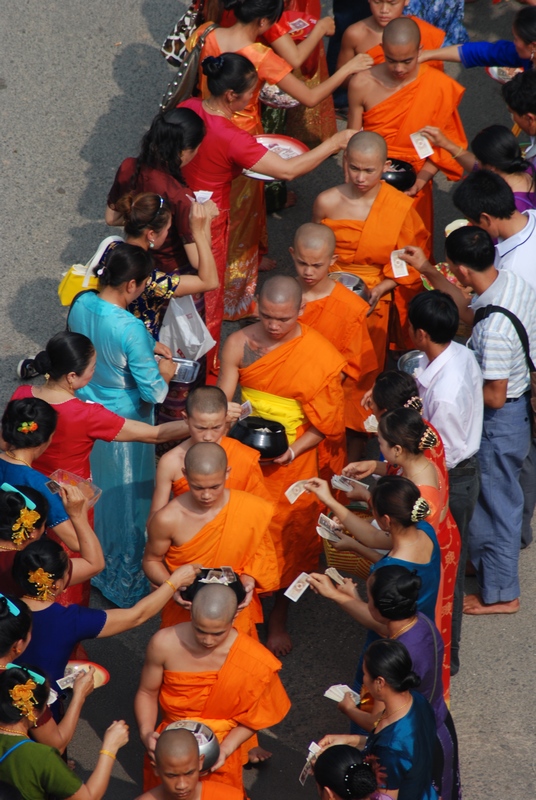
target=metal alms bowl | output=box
[164,720,220,771]
[397,349,427,376]
[329,272,371,303]
[227,416,288,461]
[381,158,417,192]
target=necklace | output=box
[374,697,412,730]
[0,543,17,552]
[0,725,27,737]
[405,460,430,482]
[3,452,32,469]
[390,617,418,639]
[203,99,232,119]
[22,594,55,603]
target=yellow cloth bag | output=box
[58,236,123,306]
[241,387,306,445]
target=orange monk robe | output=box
[172,436,272,503]
[161,491,279,636]
[301,282,378,443]
[202,784,243,800]
[367,16,445,70]
[323,182,428,360]
[143,632,291,793]
[239,324,346,588]
[362,64,467,253]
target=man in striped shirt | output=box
[402,227,536,616]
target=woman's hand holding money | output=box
[338,691,359,716]
[304,477,335,506]
[328,530,361,553]
[343,460,380,480]
[360,388,373,409]
[308,573,341,600]
[317,733,365,752]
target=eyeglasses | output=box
[0,594,20,617]
[5,664,46,685]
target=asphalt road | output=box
[1,1,535,798]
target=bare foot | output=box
[248,746,273,764]
[463,594,520,615]
[266,629,293,657]
[259,256,277,273]
[284,190,297,209]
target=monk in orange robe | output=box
[143,443,279,638]
[136,728,244,800]
[136,583,291,794]
[347,17,466,247]
[338,0,445,71]
[313,132,427,370]
[149,386,270,519]
[291,223,378,465]
[219,275,346,656]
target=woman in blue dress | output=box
[405,0,467,47]
[319,639,439,800]
[68,244,177,606]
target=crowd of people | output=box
[2,0,536,798]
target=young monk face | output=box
[346,147,386,193]
[257,298,302,341]
[369,0,409,29]
[186,470,227,507]
[186,410,227,444]
[290,240,335,288]
[382,41,420,80]
[156,751,202,800]
[192,616,234,649]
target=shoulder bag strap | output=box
[0,739,33,765]
[473,303,536,371]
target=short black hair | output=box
[452,170,516,222]
[408,291,459,344]
[502,69,536,116]
[445,227,496,272]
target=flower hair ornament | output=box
[410,497,430,523]
[17,421,38,434]
[403,395,423,413]
[9,679,39,725]
[11,507,40,547]
[418,426,438,451]
[27,568,56,601]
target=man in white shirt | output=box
[452,170,536,549]
[403,227,536,618]
[408,290,483,674]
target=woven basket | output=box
[323,504,373,581]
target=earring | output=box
[149,241,155,249]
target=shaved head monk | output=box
[136,728,243,800]
[337,0,445,70]
[218,274,346,655]
[313,131,427,397]
[143,442,279,638]
[291,223,378,463]
[346,17,467,247]
[135,583,291,794]
[149,386,270,519]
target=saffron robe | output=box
[143,632,291,792]
[161,490,279,635]
[322,182,428,361]
[362,64,466,248]
[368,16,445,71]
[171,436,271,503]
[301,281,378,438]
[239,324,346,587]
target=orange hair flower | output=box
[10,679,39,724]
[27,568,55,601]
[17,421,38,434]
[11,508,40,547]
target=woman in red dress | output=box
[11,331,190,605]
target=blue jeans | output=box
[468,396,531,604]
[519,437,536,549]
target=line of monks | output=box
[134,12,470,798]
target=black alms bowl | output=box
[382,159,416,192]
[228,416,288,461]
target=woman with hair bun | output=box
[182,0,371,326]
[419,124,536,211]
[0,664,129,800]
[0,486,48,598]
[319,639,439,800]
[66,244,182,606]
[313,744,379,800]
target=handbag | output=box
[160,22,219,113]
[158,294,216,361]
[57,236,123,307]
[161,0,206,67]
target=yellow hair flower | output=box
[10,679,38,724]
[28,568,55,601]
[11,508,40,546]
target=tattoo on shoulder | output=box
[242,340,270,367]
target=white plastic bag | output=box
[159,295,216,361]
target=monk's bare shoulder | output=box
[158,441,188,475]
[150,495,187,532]
[314,184,354,218]
[342,19,372,52]
[242,331,273,367]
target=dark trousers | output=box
[520,437,536,549]
[327,0,370,107]
[448,455,480,676]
